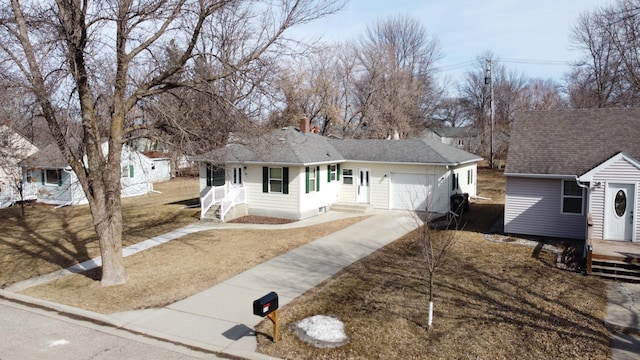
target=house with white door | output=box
[193,119,482,221]
[505,109,640,245]
[23,142,152,206]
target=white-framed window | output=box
[308,166,317,192]
[342,168,353,185]
[269,167,283,193]
[329,165,337,181]
[120,164,134,178]
[45,169,61,186]
[262,167,288,194]
[452,173,459,191]
[467,169,473,185]
[562,180,584,214]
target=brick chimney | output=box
[299,117,310,133]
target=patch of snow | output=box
[48,339,70,347]
[290,315,349,349]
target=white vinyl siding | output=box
[245,165,298,219]
[588,157,640,242]
[338,162,449,213]
[450,163,477,197]
[300,165,340,218]
[505,176,587,239]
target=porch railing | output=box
[200,185,227,219]
[219,187,246,221]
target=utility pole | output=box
[485,58,495,169]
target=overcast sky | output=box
[292,0,614,85]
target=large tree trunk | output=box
[85,146,128,286]
[93,198,127,286]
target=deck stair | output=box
[330,202,370,214]
[589,254,640,283]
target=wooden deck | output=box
[588,239,640,282]
[591,239,640,261]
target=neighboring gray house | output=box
[504,108,640,243]
[194,119,482,221]
[424,127,480,153]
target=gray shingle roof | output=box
[328,138,481,164]
[22,143,70,168]
[428,127,479,138]
[506,108,640,176]
[194,127,344,164]
[196,126,481,166]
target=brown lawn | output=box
[19,215,368,313]
[255,168,610,360]
[0,178,201,288]
[3,169,610,359]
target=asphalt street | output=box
[0,298,224,360]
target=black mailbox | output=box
[253,291,278,317]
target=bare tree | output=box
[353,15,444,139]
[458,53,533,159]
[568,9,626,108]
[520,78,568,111]
[270,44,348,135]
[0,0,344,286]
[403,182,462,329]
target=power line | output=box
[437,57,573,73]
[498,58,573,66]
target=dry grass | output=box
[255,168,610,360]
[4,169,610,359]
[19,216,368,313]
[0,178,201,288]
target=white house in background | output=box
[505,108,640,243]
[193,119,482,221]
[22,142,152,206]
[141,151,172,183]
[0,124,39,208]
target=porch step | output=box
[201,204,221,222]
[590,257,640,283]
[330,202,370,214]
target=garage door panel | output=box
[390,172,433,211]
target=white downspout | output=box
[575,176,591,261]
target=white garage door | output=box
[390,172,432,211]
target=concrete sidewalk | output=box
[106,210,417,359]
[606,281,640,360]
[2,210,417,359]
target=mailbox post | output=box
[253,292,279,342]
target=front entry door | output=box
[231,166,243,188]
[605,183,635,241]
[357,169,370,203]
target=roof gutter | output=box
[504,172,578,179]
